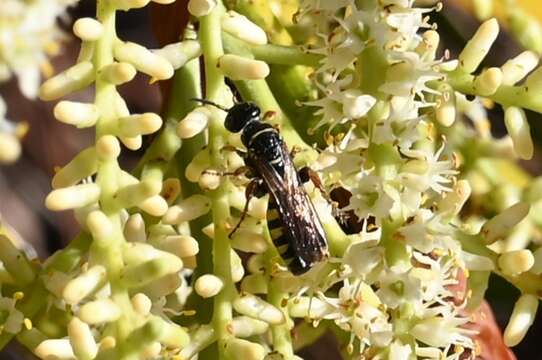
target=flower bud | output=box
[139,195,168,216]
[141,342,161,360]
[202,223,215,239]
[40,61,95,101]
[96,135,121,159]
[218,54,270,80]
[117,113,162,137]
[73,18,103,41]
[199,169,221,190]
[115,179,162,209]
[289,297,334,318]
[100,62,137,85]
[498,250,534,275]
[151,0,175,4]
[177,107,209,139]
[0,133,21,164]
[153,40,202,69]
[68,317,98,360]
[52,148,98,189]
[418,30,439,59]
[504,107,533,160]
[34,339,75,360]
[187,0,216,17]
[162,194,211,224]
[509,10,542,54]
[241,274,268,294]
[222,11,267,45]
[131,293,152,315]
[195,274,224,298]
[120,135,142,150]
[435,83,456,127]
[54,101,99,128]
[525,65,542,93]
[473,67,502,96]
[231,249,245,283]
[481,202,530,244]
[112,0,151,11]
[504,294,539,347]
[0,235,35,286]
[114,42,174,80]
[531,247,542,275]
[224,338,265,360]
[186,148,211,182]
[152,316,191,350]
[140,273,182,299]
[124,213,146,243]
[78,299,121,324]
[121,252,183,288]
[231,230,268,253]
[63,265,107,305]
[231,316,269,338]
[153,235,199,258]
[473,0,493,21]
[459,18,499,73]
[46,183,101,211]
[501,51,539,86]
[233,293,285,325]
[437,180,471,217]
[178,325,215,360]
[247,254,265,274]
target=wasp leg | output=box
[298,166,337,207]
[201,166,252,177]
[221,144,247,158]
[228,178,265,238]
[289,145,303,159]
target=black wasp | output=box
[193,99,329,275]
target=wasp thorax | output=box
[224,102,260,133]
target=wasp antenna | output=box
[189,98,230,112]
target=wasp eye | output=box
[224,102,261,133]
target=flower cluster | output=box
[1,0,542,359]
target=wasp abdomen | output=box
[267,200,294,258]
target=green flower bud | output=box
[114,41,173,80]
[222,11,268,45]
[504,106,533,160]
[481,202,530,244]
[504,294,539,347]
[218,54,270,80]
[233,293,285,325]
[162,194,211,224]
[153,40,202,70]
[224,338,265,360]
[52,147,98,189]
[231,316,269,338]
[501,51,539,85]
[78,299,121,324]
[63,265,107,305]
[458,18,499,73]
[39,62,95,101]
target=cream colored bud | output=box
[63,265,107,305]
[473,0,493,21]
[231,230,268,253]
[140,273,182,298]
[186,148,211,182]
[139,195,168,216]
[46,183,100,211]
[54,101,99,128]
[187,0,216,17]
[68,317,98,360]
[40,62,95,101]
[35,339,75,360]
[459,18,499,73]
[131,293,152,315]
[120,135,142,150]
[474,67,502,96]
[231,249,245,283]
[112,0,151,11]
[96,135,121,159]
[195,274,224,298]
[151,0,176,4]
[222,11,268,45]
[124,214,146,242]
[435,83,456,127]
[218,54,270,80]
[241,274,268,294]
[0,133,21,164]
[86,210,112,243]
[504,294,539,347]
[114,42,173,80]
[416,30,439,59]
[141,342,161,360]
[162,194,211,224]
[231,316,269,338]
[73,18,103,41]
[178,325,215,360]
[498,250,534,275]
[437,180,471,217]
[177,108,209,139]
[198,170,221,190]
[233,293,285,325]
[79,299,121,325]
[501,51,539,86]
[98,336,116,352]
[481,202,530,244]
[52,148,98,189]
[153,40,202,69]
[224,338,265,360]
[121,253,183,288]
[115,180,161,209]
[154,235,199,258]
[100,62,136,85]
[289,296,334,318]
[117,113,162,137]
[247,254,265,274]
[504,107,533,160]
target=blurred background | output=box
[1,0,542,358]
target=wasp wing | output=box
[248,142,328,274]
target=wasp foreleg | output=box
[228,178,265,238]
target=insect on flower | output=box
[192,99,329,274]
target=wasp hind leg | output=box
[228,178,266,238]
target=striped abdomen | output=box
[266,198,295,263]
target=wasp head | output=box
[224,102,261,133]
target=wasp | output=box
[193,99,329,275]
